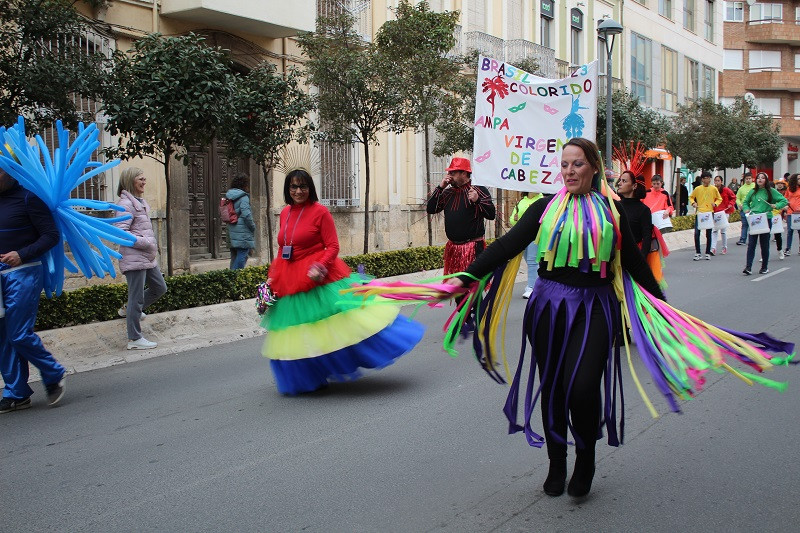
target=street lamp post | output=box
[597,18,623,173]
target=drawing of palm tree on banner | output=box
[482,75,509,117]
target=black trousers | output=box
[534,301,609,459]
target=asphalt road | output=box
[2,243,799,532]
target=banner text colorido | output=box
[471,56,598,194]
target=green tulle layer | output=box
[261,274,370,331]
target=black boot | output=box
[542,457,567,496]
[567,449,596,498]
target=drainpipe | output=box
[152,0,159,33]
[282,37,287,72]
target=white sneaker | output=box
[522,287,533,299]
[127,337,157,350]
[704,254,711,260]
[779,250,785,260]
[118,307,146,320]
[693,253,701,261]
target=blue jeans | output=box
[787,216,799,252]
[523,242,538,288]
[1,264,65,399]
[745,217,772,270]
[230,248,250,270]
[738,209,749,243]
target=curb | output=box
[7,225,718,384]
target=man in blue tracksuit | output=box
[0,168,66,413]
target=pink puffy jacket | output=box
[114,190,159,273]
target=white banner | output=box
[471,56,599,193]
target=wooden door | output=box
[188,147,213,259]
[187,140,250,261]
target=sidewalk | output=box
[10,225,723,383]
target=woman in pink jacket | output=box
[114,167,167,350]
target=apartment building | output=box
[719,0,800,179]
[621,0,724,189]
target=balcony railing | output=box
[505,39,557,78]
[745,19,800,45]
[464,31,504,62]
[463,32,557,78]
[556,59,571,79]
[745,70,800,92]
[598,74,625,94]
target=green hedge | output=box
[343,246,444,279]
[35,246,446,330]
[36,265,270,330]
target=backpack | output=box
[219,198,239,224]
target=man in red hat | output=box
[427,156,496,275]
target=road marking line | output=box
[752,267,790,281]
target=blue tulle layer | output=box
[269,315,424,395]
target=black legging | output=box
[534,300,609,460]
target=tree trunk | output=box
[363,141,371,254]
[163,151,173,276]
[424,124,433,246]
[261,162,275,262]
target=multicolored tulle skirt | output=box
[261,274,424,395]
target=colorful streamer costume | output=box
[0,117,135,404]
[345,181,796,454]
[261,200,423,395]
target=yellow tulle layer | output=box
[262,303,400,360]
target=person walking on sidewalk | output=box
[742,172,788,275]
[674,176,689,216]
[736,172,755,245]
[225,173,256,270]
[0,168,66,413]
[784,174,800,255]
[427,157,496,276]
[509,191,542,299]
[114,168,167,350]
[710,175,736,255]
[689,171,722,260]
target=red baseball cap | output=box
[446,157,471,173]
